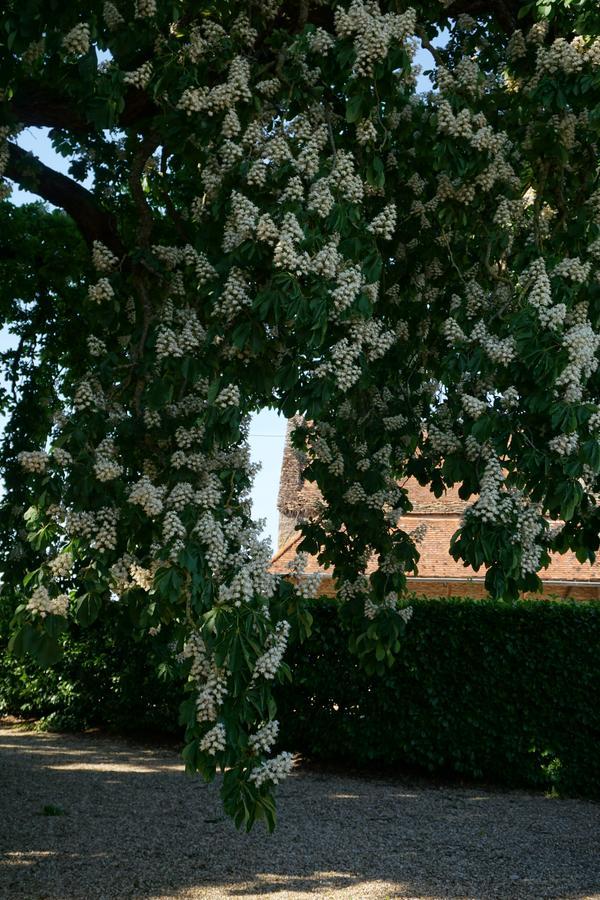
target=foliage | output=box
[4,591,598,800]
[1,0,600,826]
[0,589,184,733]
[276,596,600,799]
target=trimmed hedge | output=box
[2,592,599,797]
[275,597,600,798]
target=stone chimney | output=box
[276,417,321,549]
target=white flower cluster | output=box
[123,62,153,90]
[129,560,159,593]
[218,268,252,322]
[398,605,414,624]
[307,27,335,55]
[103,2,124,30]
[26,586,69,618]
[248,751,294,788]
[195,474,223,509]
[286,553,321,599]
[436,100,473,140]
[90,507,118,552]
[181,633,229,723]
[167,481,195,512]
[315,338,362,391]
[17,450,49,473]
[382,413,406,431]
[63,509,95,540]
[88,278,114,304]
[553,257,591,284]
[588,410,600,432]
[471,321,516,365]
[215,385,241,408]
[535,37,586,80]
[87,335,107,357]
[443,317,467,346]
[556,323,600,402]
[196,665,229,723]
[307,179,335,219]
[428,423,462,456]
[515,499,544,575]
[273,214,308,277]
[249,720,279,754]
[135,0,156,18]
[232,12,258,48]
[331,265,363,317]
[52,447,73,467]
[195,512,228,570]
[344,482,367,504]
[128,476,165,517]
[409,523,428,544]
[218,521,276,606]
[349,318,395,361]
[330,150,364,203]
[92,241,118,272]
[548,432,579,457]
[199,722,227,755]
[337,575,370,603]
[48,551,73,578]
[461,394,487,419]
[364,591,400,619]
[62,23,90,57]
[356,119,377,145]
[223,192,259,252]
[177,56,251,116]
[94,438,123,482]
[252,621,290,681]
[155,310,206,360]
[74,379,102,411]
[335,1,416,79]
[470,457,505,523]
[367,203,397,240]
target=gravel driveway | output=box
[1,723,599,900]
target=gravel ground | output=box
[1,723,599,900]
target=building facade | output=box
[272,420,600,600]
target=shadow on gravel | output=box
[1,725,599,900]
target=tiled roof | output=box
[273,423,600,595]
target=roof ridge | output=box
[270,532,302,565]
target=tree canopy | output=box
[1,0,600,828]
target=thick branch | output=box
[5,143,123,255]
[273,0,522,34]
[10,85,89,134]
[442,0,521,32]
[9,83,158,134]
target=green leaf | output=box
[73,593,102,627]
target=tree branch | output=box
[4,143,123,256]
[9,83,158,134]
[10,85,89,134]
[441,0,521,33]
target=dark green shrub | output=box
[3,591,599,798]
[0,591,184,734]
[275,596,600,798]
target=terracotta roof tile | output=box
[273,423,599,593]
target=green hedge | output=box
[0,592,183,734]
[2,592,599,797]
[275,596,600,798]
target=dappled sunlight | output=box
[3,851,58,868]
[45,761,182,774]
[2,724,599,900]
